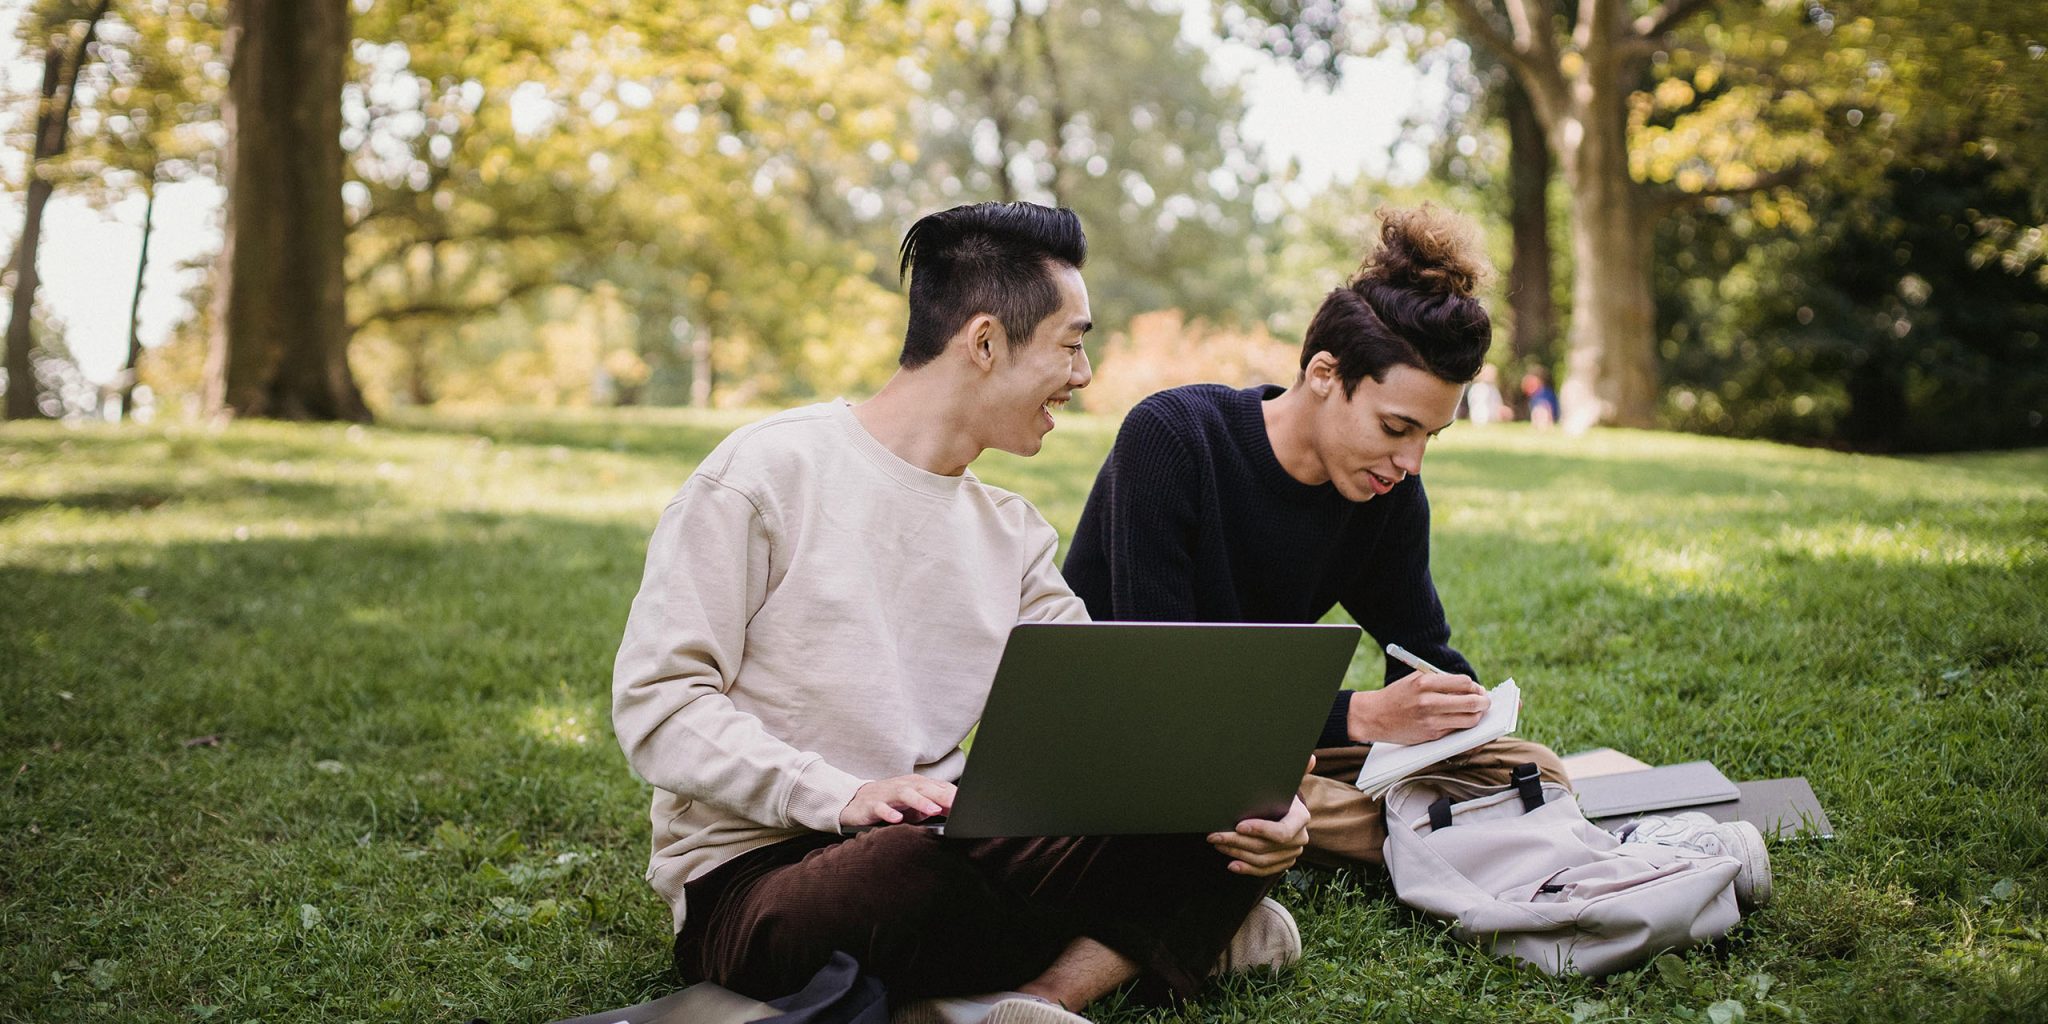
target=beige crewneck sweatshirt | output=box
[612,400,1089,932]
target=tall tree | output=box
[205,0,366,420]
[1500,75,1556,390]
[4,0,110,420]
[1229,0,1821,428]
[1434,0,1742,429]
[1398,32,1562,411]
[64,0,223,418]
[118,172,156,416]
[1223,4,1559,408]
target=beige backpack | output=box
[1382,769,1743,977]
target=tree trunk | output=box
[205,0,368,422]
[1026,9,1075,206]
[4,177,56,421]
[6,7,109,420]
[404,241,439,406]
[118,180,158,418]
[1843,350,1905,452]
[688,322,713,408]
[1555,53,1659,431]
[976,58,1021,204]
[1503,75,1555,415]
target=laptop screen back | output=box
[943,621,1361,839]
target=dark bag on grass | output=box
[1383,771,1742,977]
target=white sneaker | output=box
[1619,811,1773,911]
[1210,897,1303,975]
[892,992,1091,1024]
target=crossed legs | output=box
[675,825,1270,1006]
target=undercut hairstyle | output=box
[1301,204,1494,393]
[896,202,1087,369]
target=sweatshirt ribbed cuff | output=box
[785,757,868,834]
[1321,690,1359,749]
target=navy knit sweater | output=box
[1062,384,1477,749]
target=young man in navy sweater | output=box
[1062,207,1567,868]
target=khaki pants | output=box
[1300,738,1570,868]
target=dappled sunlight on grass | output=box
[1607,542,1742,597]
[1775,520,2045,570]
[344,605,406,628]
[523,695,606,749]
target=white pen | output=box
[1385,642,1448,676]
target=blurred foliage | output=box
[1216,0,2048,448]
[1088,309,1298,414]
[8,0,223,209]
[908,0,1278,334]
[5,0,2045,448]
[334,1,920,409]
[1658,154,2048,452]
[1654,0,2048,451]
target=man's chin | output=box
[992,433,1047,459]
[1334,479,1376,503]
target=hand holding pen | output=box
[1344,642,1492,745]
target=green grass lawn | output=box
[3,408,2045,1023]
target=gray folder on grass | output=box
[1591,776,1835,840]
[1572,760,1741,818]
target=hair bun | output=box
[1356,204,1488,299]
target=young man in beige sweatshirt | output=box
[613,202,1310,1024]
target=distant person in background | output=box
[1466,363,1505,424]
[1522,365,1559,429]
[1063,205,1567,872]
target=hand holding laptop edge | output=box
[1207,754,1317,876]
[1209,794,1311,875]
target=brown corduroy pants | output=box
[674,825,1272,1005]
[1299,736,1571,868]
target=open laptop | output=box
[909,621,1361,839]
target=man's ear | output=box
[964,314,1004,372]
[1305,352,1339,398]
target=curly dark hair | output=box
[1301,204,1493,391]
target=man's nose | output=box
[1070,348,1093,389]
[1393,437,1426,476]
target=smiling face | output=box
[978,262,1094,457]
[1306,359,1465,502]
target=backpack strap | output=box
[1511,762,1546,813]
[1428,794,1456,832]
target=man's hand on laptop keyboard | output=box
[840,774,957,828]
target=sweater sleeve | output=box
[611,474,865,835]
[1019,518,1092,625]
[1092,403,1204,621]
[1337,478,1477,687]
